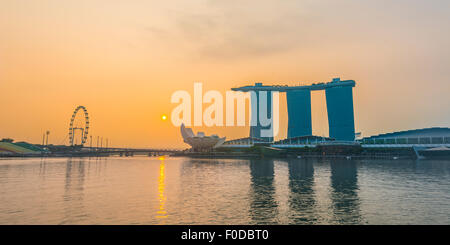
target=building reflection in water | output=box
[62,158,86,224]
[39,157,47,178]
[329,159,363,224]
[156,156,167,220]
[248,159,279,224]
[287,158,317,224]
[94,156,107,176]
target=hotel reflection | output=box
[247,158,362,224]
[329,159,362,224]
[249,159,279,224]
[287,158,317,224]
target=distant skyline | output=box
[1,0,450,148]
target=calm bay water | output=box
[0,156,449,224]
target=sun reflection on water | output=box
[156,157,167,220]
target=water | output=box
[0,156,449,225]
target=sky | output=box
[1,0,449,148]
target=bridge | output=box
[99,148,181,156]
[44,147,182,157]
[89,147,180,156]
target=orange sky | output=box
[1,0,449,148]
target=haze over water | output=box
[0,157,449,225]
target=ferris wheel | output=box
[69,105,90,146]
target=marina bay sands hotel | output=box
[232,78,356,142]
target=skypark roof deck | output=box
[231,78,355,92]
